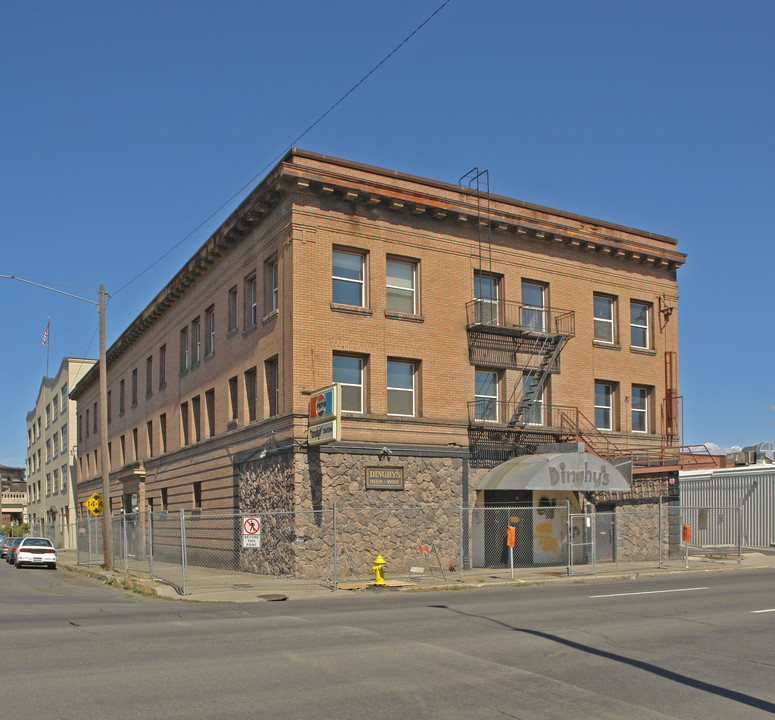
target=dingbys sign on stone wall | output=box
[365,467,404,490]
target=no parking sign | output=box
[242,516,261,548]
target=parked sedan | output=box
[0,536,13,558]
[6,537,23,564]
[14,537,57,569]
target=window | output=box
[53,469,59,494]
[205,389,215,437]
[522,373,545,425]
[193,481,202,509]
[180,402,190,446]
[386,259,416,314]
[205,305,215,356]
[631,386,650,433]
[228,286,238,332]
[85,410,89,438]
[333,354,364,413]
[387,361,416,416]
[45,404,51,427]
[107,391,112,423]
[131,368,138,407]
[132,428,138,462]
[474,272,499,325]
[265,258,278,314]
[61,464,68,491]
[228,376,239,422]
[61,425,67,453]
[147,420,154,457]
[159,413,167,453]
[161,487,168,511]
[192,395,201,443]
[119,435,126,466]
[594,294,615,344]
[474,369,498,422]
[93,402,98,433]
[46,473,51,496]
[52,432,59,458]
[61,385,68,409]
[45,439,51,463]
[245,274,257,329]
[521,281,546,332]
[630,301,650,349]
[595,382,614,430]
[146,356,153,397]
[53,395,59,419]
[265,357,279,417]
[192,317,201,365]
[159,344,167,388]
[245,367,258,422]
[180,327,189,372]
[119,379,125,416]
[332,250,365,306]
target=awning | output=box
[478,451,631,492]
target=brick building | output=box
[70,150,707,569]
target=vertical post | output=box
[99,285,112,570]
[180,509,188,595]
[658,497,663,568]
[332,502,338,591]
[738,505,743,565]
[148,507,154,578]
[458,504,464,583]
[566,500,571,576]
[87,512,92,567]
[122,512,128,572]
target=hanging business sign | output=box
[307,384,341,446]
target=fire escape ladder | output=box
[507,333,565,427]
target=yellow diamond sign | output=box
[84,493,103,517]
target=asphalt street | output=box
[2,559,774,719]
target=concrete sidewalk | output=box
[57,547,775,603]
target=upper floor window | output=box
[45,404,51,427]
[192,317,201,365]
[205,305,215,357]
[131,368,138,407]
[119,379,125,415]
[593,294,616,344]
[159,344,167,388]
[61,385,68,409]
[630,301,650,349]
[521,281,547,332]
[523,373,545,426]
[332,250,365,307]
[265,357,279,417]
[387,360,416,416]
[474,272,500,325]
[228,286,238,333]
[53,395,59,419]
[386,259,416,314]
[180,326,190,372]
[631,385,650,433]
[265,258,278,314]
[146,356,153,397]
[595,381,614,430]
[474,369,499,422]
[333,354,364,413]
[245,274,257,329]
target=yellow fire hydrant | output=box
[372,554,387,586]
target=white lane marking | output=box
[589,587,709,598]
[751,608,775,614]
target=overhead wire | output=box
[112,0,452,298]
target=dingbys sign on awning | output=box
[478,447,631,493]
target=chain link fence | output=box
[68,501,753,594]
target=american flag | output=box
[41,320,49,347]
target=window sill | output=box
[242,325,257,338]
[630,346,657,356]
[262,309,278,325]
[331,303,372,317]
[385,310,424,323]
[158,382,166,392]
[593,341,621,351]
[226,328,238,338]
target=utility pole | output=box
[99,285,112,570]
[1,275,112,569]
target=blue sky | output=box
[2,1,773,467]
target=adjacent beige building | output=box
[26,357,94,547]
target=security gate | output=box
[569,513,616,574]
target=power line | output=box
[113,0,452,297]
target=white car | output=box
[14,537,57,569]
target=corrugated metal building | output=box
[680,461,775,548]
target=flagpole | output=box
[46,317,50,377]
